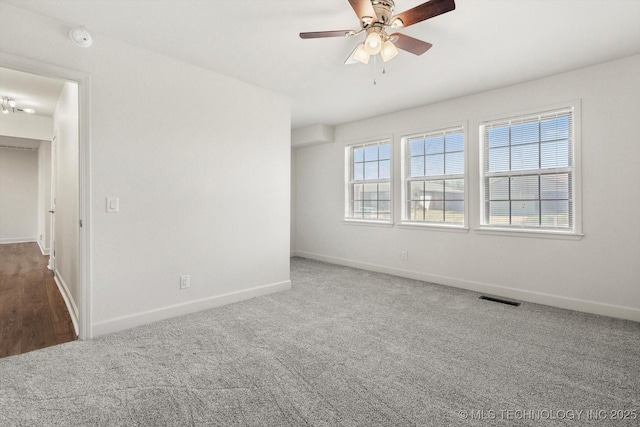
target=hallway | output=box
[0,242,76,358]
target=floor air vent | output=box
[479,295,521,307]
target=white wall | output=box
[294,55,640,322]
[0,3,291,337]
[37,139,51,253]
[53,82,79,309]
[0,143,38,243]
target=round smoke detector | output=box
[69,26,93,47]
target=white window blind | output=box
[403,127,465,224]
[346,140,391,221]
[481,108,574,230]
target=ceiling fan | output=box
[300,0,455,64]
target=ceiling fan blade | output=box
[345,45,360,65]
[391,0,455,28]
[348,0,378,24]
[391,33,433,56]
[300,30,354,39]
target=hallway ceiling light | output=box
[1,96,36,115]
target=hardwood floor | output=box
[0,242,76,358]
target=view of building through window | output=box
[481,109,573,229]
[345,107,575,232]
[347,140,391,221]
[404,127,465,224]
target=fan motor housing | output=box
[371,0,395,25]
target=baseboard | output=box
[53,269,79,336]
[37,240,50,255]
[292,251,640,323]
[92,279,292,337]
[0,237,37,244]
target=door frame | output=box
[0,51,92,340]
[48,132,56,272]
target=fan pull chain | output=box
[371,56,387,85]
[372,55,377,85]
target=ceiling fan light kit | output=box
[353,43,370,64]
[380,39,398,62]
[300,0,455,65]
[1,96,36,115]
[364,30,382,55]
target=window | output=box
[402,126,465,225]
[345,140,391,221]
[480,107,576,231]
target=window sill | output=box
[397,222,469,233]
[475,227,584,240]
[342,219,394,228]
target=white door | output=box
[48,134,56,271]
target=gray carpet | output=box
[1,257,639,426]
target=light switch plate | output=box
[106,197,119,213]
[180,275,190,289]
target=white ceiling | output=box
[0,67,65,117]
[2,0,640,128]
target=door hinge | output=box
[79,220,83,228]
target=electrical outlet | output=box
[401,251,408,260]
[180,275,190,289]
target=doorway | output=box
[0,52,91,341]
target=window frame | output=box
[400,123,468,230]
[344,138,393,225]
[478,101,583,238]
